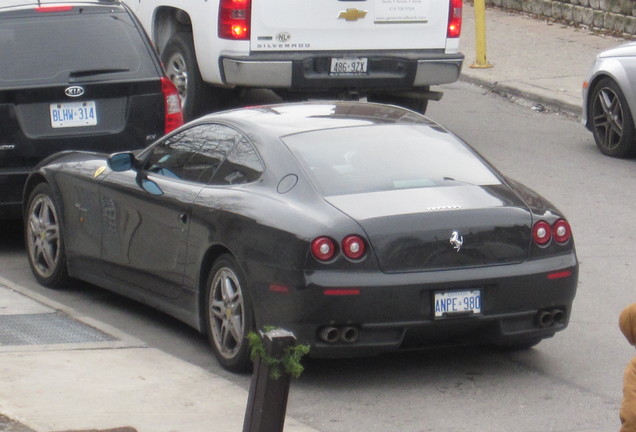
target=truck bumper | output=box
[220,51,464,91]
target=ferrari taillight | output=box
[532,219,572,246]
[311,237,336,261]
[447,0,462,38]
[219,0,251,40]
[312,234,368,262]
[553,219,572,244]
[161,77,184,134]
[342,235,366,260]
[532,221,552,246]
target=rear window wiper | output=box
[69,68,130,79]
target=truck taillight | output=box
[219,0,251,40]
[161,77,184,134]
[447,0,462,38]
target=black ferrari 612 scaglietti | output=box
[23,101,578,371]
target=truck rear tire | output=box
[162,33,230,120]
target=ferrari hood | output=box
[325,184,532,273]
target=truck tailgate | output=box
[250,0,449,51]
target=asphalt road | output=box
[1,81,633,432]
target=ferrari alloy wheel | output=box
[25,183,69,288]
[205,255,254,372]
[590,77,636,158]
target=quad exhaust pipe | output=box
[318,325,360,344]
[536,308,566,328]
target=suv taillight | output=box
[161,77,184,134]
[219,0,251,40]
[447,0,462,38]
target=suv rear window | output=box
[0,6,159,88]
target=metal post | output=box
[243,329,296,432]
[470,0,494,69]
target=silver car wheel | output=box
[209,266,245,360]
[593,86,624,151]
[26,194,61,279]
[164,52,188,110]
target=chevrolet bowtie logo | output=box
[338,8,367,21]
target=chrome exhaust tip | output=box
[552,308,566,325]
[318,326,340,343]
[536,310,554,328]
[340,326,359,343]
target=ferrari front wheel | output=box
[205,255,254,372]
[25,183,70,288]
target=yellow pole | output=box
[470,0,493,69]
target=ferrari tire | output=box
[590,77,636,158]
[205,255,254,372]
[25,183,70,288]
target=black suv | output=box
[0,1,184,218]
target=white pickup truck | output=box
[122,0,464,119]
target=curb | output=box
[459,74,583,119]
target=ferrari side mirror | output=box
[108,152,135,172]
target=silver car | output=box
[582,41,636,158]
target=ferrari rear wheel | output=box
[205,255,254,372]
[25,183,70,288]
[590,77,636,158]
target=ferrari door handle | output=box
[178,213,188,224]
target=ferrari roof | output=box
[199,101,438,138]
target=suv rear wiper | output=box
[69,68,130,79]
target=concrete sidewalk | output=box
[460,3,627,116]
[0,5,633,432]
[0,277,319,432]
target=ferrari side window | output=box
[211,138,264,185]
[143,124,239,183]
[183,124,239,183]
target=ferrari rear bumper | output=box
[249,251,578,357]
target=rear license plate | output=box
[50,101,97,128]
[330,57,368,75]
[434,289,481,318]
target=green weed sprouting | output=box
[247,327,310,379]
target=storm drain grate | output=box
[0,312,117,346]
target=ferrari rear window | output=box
[282,124,502,196]
[0,6,157,88]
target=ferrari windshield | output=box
[282,124,502,196]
